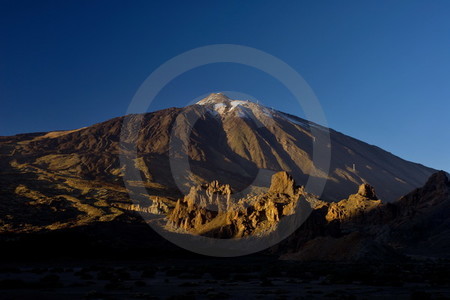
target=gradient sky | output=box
[1,0,449,172]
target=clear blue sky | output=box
[1,0,449,172]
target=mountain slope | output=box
[1,93,435,205]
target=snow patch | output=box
[213,103,227,114]
[196,95,279,122]
[229,100,249,110]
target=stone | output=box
[268,171,297,196]
[357,183,378,200]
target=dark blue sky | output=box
[1,0,449,172]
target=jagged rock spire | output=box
[357,183,378,200]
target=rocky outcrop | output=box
[325,183,382,222]
[184,180,232,212]
[357,183,378,199]
[268,171,297,196]
[397,170,449,210]
[166,172,304,238]
[379,171,450,258]
[282,171,450,261]
[167,180,232,233]
[277,183,387,261]
[112,197,170,215]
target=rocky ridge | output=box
[281,171,450,261]
[166,171,304,238]
[325,183,382,222]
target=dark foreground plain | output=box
[0,255,449,299]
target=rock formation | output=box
[325,183,382,222]
[378,170,450,257]
[280,171,450,261]
[166,171,304,238]
[397,170,449,209]
[268,171,297,196]
[357,183,378,199]
[113,197,170,215]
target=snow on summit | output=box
[195,93,324,131]
[196,93,274,119]
[196,93,251,108]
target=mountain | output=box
[0,93,442,258]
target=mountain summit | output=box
[196,92,232,104]
[195,93,274,121]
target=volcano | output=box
[0,93,440,255]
